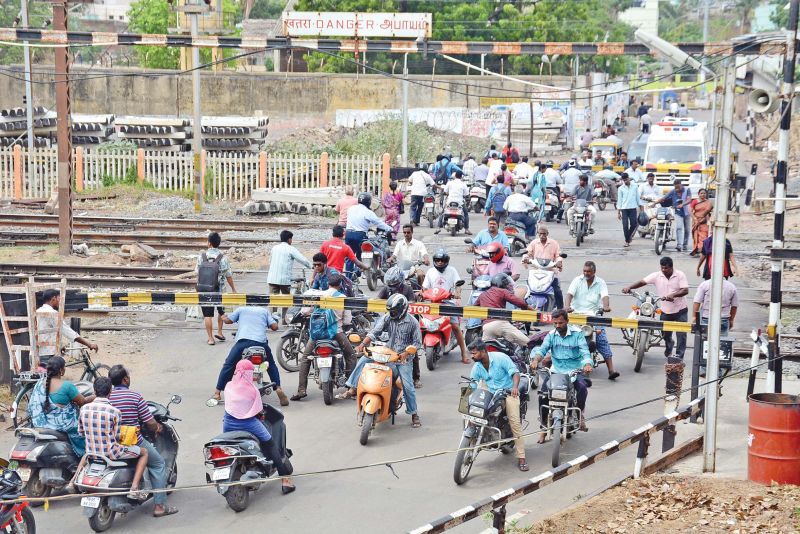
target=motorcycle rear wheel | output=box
[277,332,302,373]
[88,498,115,533]
[9,506,35,534]
[366,269,377,291]
[598,199,607,211]
[450,226,457,237]
[655,228,665,255]
[322,380,334,406]
[473,203,481,214]
[551,417,563,468]
[425,346,438,371]
[225,471,250,513]
[360,412,375,446]
[575,221,583,247]
[634,331,649,372]
[428,214,434,228]
[24,469,51,507]
[453,434,478,485]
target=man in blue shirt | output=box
[468,340,528,471]
[212,306,286,406]
[468,217,510,252]
[651,177,691,252]
[432,154,462,184]
[345,192,393,276]
[531,309,593,440]
[616,173,641,247]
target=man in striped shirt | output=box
[109,365,178,517]
[79,377,148,498]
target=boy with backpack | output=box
[196,232,237,346]
[485,180,512,225]
[291,273,356,401]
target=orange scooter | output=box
[349,334,417,446]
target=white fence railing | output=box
[0,147,388,200]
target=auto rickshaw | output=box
[588,139,623,165]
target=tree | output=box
[248,0,286,19]
[736,0,760,33]
[127,0,180,69]
[0,0,52,65]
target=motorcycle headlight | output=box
[422,317,445,330]
[640,302,655,316]
[581,325,593,337]
[551,389,568,401]
[656,212,667,220]
[468,405,484,417]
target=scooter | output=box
[443,201,466,237]
[309,339,348,405]
[203,384,292,513]
[10,381,93,502]
[621,290,664,372]
[464,240,491,287]
[362,228,392,291]
[537,367,590,468]
[464,275,491,346]
[77,394,182,532]
[350,336,417,445]
[469,183,487,214]
[503,210,536,257]
[0,467,35,533]
[593,178,610,211]
[452,375,531,485]
[523,254,566,315]
[419,282,465,370]
[423,187,438,228]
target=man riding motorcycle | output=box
[476,274,531,346]
[435,171,472,235]
[565,174,596,235]
[378,267,421,388]
[387,224,430,286]
[531,309,593,442]
[484,242,521,282]
[339,295,423,428]
[468,340,529,472]
[422,249,469,363]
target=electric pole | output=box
[191,1,203,213]
[53,0,73,256]
[402,53,408,167]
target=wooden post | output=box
[137,148,145,184]
[200,149,207,197]
[381,152,391,194]
[319,151,329,188]
[75,146,84,192]
[13,145,22,200]
[258,151,267,189]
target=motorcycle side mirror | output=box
[463,238,473,244]
[560,253,568,258]
[455,280,466,287]
[349,333,362,344]
[405,346,418,355]
[170,394,182,405]
[205,398,220,408]
[466,267,473,274]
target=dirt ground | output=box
[527,475,800,534]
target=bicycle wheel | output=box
[12,386,33,429]
[83,363,111,381]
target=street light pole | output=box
[402,53,408,167]
[703,59,736,473]
[191,2,203,213]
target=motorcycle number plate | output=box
[448,218,458,225]
[16,467,30,483]
[361,252,374,259]
[463,414,488,425]
[425,203,433,208]
[317,357,333,368]
[81,496,101,509]
[212,467,232,482]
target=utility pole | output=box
[767,0,799,393]
[569,56,579,151]
[702,0,716,150]
[20,0,34,155]
[53,1,73,256]
[187,0,205,213]
[703,59,736,473]
[402,53,408,167]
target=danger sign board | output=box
[282,12,432,39]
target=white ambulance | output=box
[643,117,711,197]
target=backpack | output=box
[492,186,509,214]
[309,307,338,341]
[197,252,223,292]
[435,161,450,184]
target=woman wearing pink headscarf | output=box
[382,181,404,238]
[223,359,295,493]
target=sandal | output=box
[289,392,307,401]
[207,340,216,346]
[518,460,529,472]
[336,389,356,400]
[411,415,421,428]
[129,489,148,501]
[214,334,226,342]
[153,505,179,518]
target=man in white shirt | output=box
[625,160,645,183]
[640,112,652,133]
[513,156,535,185]
[435,171,472,235]
[639,172,660,202]
[504,185,539,238]
[562,160,582,196]
[36,289,98,367]
[388,224,430,284]
[578,151,593,167]
[487,154,504,188]
[543,165,562,189]
[408,167,436,226]
[422,249,468,363]
[669,99,679,117]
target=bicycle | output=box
[10,346,110,429]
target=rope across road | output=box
[62,291,695,333]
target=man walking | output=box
[267,230,312,324]
[408,166,436,226]
[196,232,237,346]
[692,278,738,336]
[565,261,619,380]
[617,173,640,247]
[623,257,690,360]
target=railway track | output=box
[0,213,309,232]
[0,231,265,250]
[0,263,197,289]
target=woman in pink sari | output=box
[690,188,712,256]
[382,181,404,238]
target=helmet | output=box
[386,293,409,320]
[545,160,554,166]
[485,242,505,263]
[384,266,404,289]
[432,249,450,272]
[490,273,514,291]
[637,211,650,227]
[357,192,372,208]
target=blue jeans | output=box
[509,212,537,238]
[674,212,691,249]
[700,317,729,336]
[140,438,167,505]
[346,356,418,415]
[410,195,424,224]
[344,230,367,277]
[222,413,292,476]
[215,338,280,392]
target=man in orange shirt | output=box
[320,225,368,274]
[524,225,564,309]
[334,185,358,226]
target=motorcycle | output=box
[443,200,466,237]
[0,467,35,533]
[569,199,591,247]
[350,336,417,445]
[522,254,566,314]
[622,290,664,372]
[203,384,292,513]
[469,183,487,214]
[503,213,534,257]
[361,228,392,291]
[309,339,348,405]
[464,240,491,287]
[579,311,607,368]
[423,187,438,228]
[418,282,465,370]
[544,188,560,223]
[207,348,273,408]
[453,375,531,485]
[593,178,610,211]
[485,333,546,389]
[653,206,674,255]
[464,275,491,346]
[537,367,590,468]
[10,382,94,502]
[77,395,182,532]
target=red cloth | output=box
[475,287,527,323]
[320,237,356,272]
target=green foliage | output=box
[101,165,141,187]
[0,0,52,65]
[297,0,635,75]
[770,0,796,28]
[249,0,286,19]
[97,140,138,153]
[127,0,180,69]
